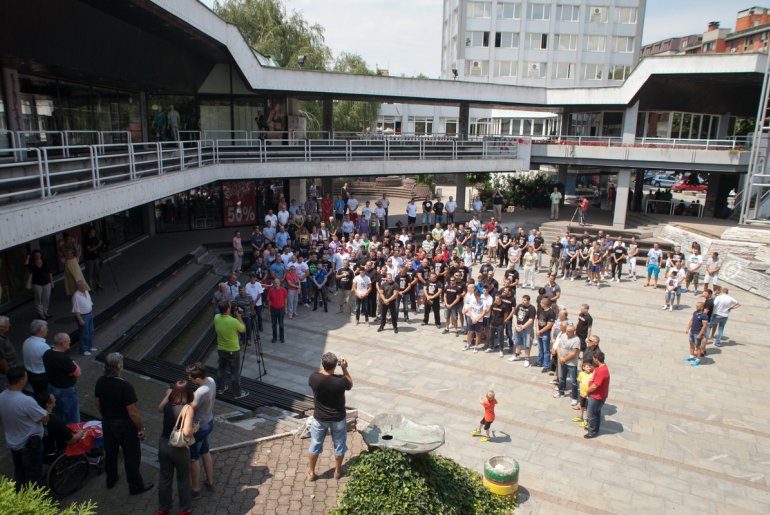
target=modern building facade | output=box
[440,0,645,87]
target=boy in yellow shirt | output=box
[572,362,594,428]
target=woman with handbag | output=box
[157,380,198,515]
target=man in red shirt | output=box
[266,278,288,343]
[584,351,609,439]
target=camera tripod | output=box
[240,313,267,381]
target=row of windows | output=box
[465,60,631,81]
[466,32,634,53]
[467,2,638,24]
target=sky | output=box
[202,1,745,77]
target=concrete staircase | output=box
[337,176,428,200]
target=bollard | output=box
[482,456,519,497]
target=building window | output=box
[525,33,548,50]
[586,35,606,52]
[495,60,518,77]
[553,62,576,79]
[556,5,580,22]
[583,64,604,80]
[527,3,550,21]
[496,2,521,20]
[588,6,608,23]
[465,59,489,77]
[466,1,492,19]
[555,34,578,51]
[443,119,458,136]
[704,42,715,52]
[613,36,635,53]
[466,31,490,47]
[495,32,520,48]
[609,65,631,81]
[525,62,547,79]
[615,7,638,24]
[409,117,434,135]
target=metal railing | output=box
[643,198,704,217]
[539,135,750,150]
[0,137,516,205]
[1,130,133,161]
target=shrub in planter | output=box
[333,449,516,515]
[0,477,96,514]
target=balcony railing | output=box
[534,135,750,150]
[0,136,518,205]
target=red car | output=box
[672,180,708,193]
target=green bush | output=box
[333,449,516,515]
[478,172,556,209]
[0,477,96,515]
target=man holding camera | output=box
[214,300,248,399]
[306,352,352,481]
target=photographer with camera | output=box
[306,352,352,482]
[214,300,248,399]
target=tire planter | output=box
[482,456,519,497]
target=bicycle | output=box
[47,423,105,498]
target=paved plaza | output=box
[239,261,770,514]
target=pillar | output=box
[557,164,568,186]
[717,113,730,140]
[632,169,644,212]
[143,203,156,237]
[289,179,307,206]
[458,102,469,141]
[613,169,631,228]
[321,177,334,198]
[622,101,640,145]
[455,173,467,214]
[322,98,334,137]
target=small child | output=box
[572,361,594,428]
[471,390,497,442]
[663,270,678,311]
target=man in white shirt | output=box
[710,288,740,348]
[702,251,721,293]
[406,199,418,233]
[72,281,97,356]
[277,208,290,227]
[22,319,50,394]
[445,196,457,225]
[443,225,456,250]
[352,269,372,324]
[684,247,703,293]
[264,210,278,229]
[294,256,310,307]
[244,273,264,332]
[380,194,391,227]
[262,220,276,244]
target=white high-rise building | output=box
[441,0,645,87]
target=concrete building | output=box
[678,7,770,55]
[640,35,702,57]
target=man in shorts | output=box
[421,196,433,234]
[509,295,536,366]
[307,353,353,481]
[644,243,663,289]
[702,251,721,294]
[683,301,709,367]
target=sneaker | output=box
[553,392,565,398]
[234,391,250,400]
[683,356,695,361]
[541,367,549,373]
[570,277,574,281]
[484,348,494,353]
[570,399,578,406]
[572,417,583,423]
[90,347,98,352]
[550,379,558,384]
[82,351,92,356]
[690,359,701,367]
[713,342,722,348]
[553,386,559,391]
[470,430,480,436]
[668,306,673,311]
[523,360,530,368]
[662,305,668,310]
[442,328,450,334]
[216,386,229,395]
[480,437,490,442]
[579,421,588,428]
[473,347,479,354]
[191,490,202,501]
[499,351,504,358]
[463,344,469,351]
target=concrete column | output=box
[458,102,469,141]
[322,98,334,137]
[704,172,722,218]
[455,173,466,214]
[321,177,334,198]
[557,164,568,186]
[622,101,640,145]
[717,113,730,140]
[289,179,307,205]
[632,169,644,212]
[2,68,23,133]
[613,169,631,228]
[143,202,156,237]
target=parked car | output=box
[649,174,677,188]
[672,179,708,193]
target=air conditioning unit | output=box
[528,63,541,77]
[593,7,602,15]
[472,60,481,68]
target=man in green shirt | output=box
[550,187,563,220]
[214,300,248,399]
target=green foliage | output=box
[333,449,516,515]
[0,477,97,515]
[478,172,555,208]
[329,53,381,132]
[465,172,492,187]
[215,0,332,69]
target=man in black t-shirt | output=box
[442,277,463,335]
[433,198,445,225]
[43,333,80,425]
[498,228,512,267]
[396,268,416,322]
[336,260,354,314]
[535,298,556,372]
[500,285,515,351]
[575,304,593,351]
[487,295,507,356]
[378,274,399,332]
[422,273,443,327]
[511,295,536,365]
[421,197,433,234]
[307,352,353,481]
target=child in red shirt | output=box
[471,390,497,442]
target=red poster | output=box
[55,228,82,273]
[222,181,258,227]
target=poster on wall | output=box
[222,181,257,227]
[54,228,82,273]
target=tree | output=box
[214,0,332,69]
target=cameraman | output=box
[213,300,248,399]
[233,286,255,347]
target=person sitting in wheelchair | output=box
[36,390,84,462]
